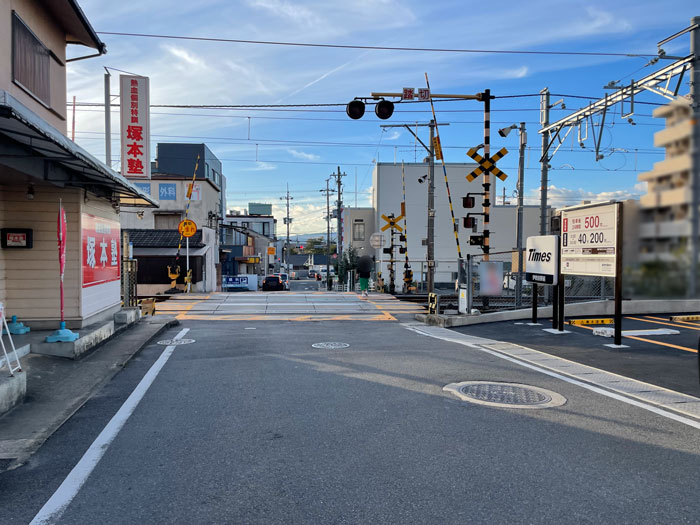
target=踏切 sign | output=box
[82,214,121,288]
[401,88,431,101]
[120,75,150,179]
[561,202,619,277]
[525,235,559,285]
[178,219,197,238]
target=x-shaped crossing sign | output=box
[381,212,404,232]
[466,147,509,182]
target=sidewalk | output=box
[0,315,179,472]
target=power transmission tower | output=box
[331,166,346,257]
[280,184,293,271]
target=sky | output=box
[67,0,700,235]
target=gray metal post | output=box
[467,254,473,313]
[104,71,111,167]
[690,16,700,296]
[515,122,526,308]
[614,202,624,345]
[539,88,550,236]
[427,121,435,293]
[335,166,344,258]
[325,179,332,290]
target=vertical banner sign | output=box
[58,201,67,322]
[82,214,121,288]
[120,75,150,179]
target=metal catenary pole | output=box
[334,166,345,258]
[690,16,700,297]
[515,122,526,308]
[427,121,435,293]
[539,88,550,237]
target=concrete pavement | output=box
[2,290,700,523]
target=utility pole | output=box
[280,184,293,272]
[104,69,111,167]
[320,179,335,291]
[539,88,550,236]
[331,166,346,258]
[690,16,700,296]
[427,120,436,292]
[515,122,527,308]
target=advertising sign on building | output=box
[525,235,559,285]
[159,183,176,201]
[120,75,150,179]
[561,202,619,277]
[187,182,202,201]
[82,214,121,288]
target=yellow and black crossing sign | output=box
[466,147,509,182]
[568,318,614,326]
[381,212,404,232]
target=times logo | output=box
[528,249,552,263]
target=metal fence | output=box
[121,259,138,307]
[461,250,614,313]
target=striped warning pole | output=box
[424,73,463,260]
[175,154,200,263]
[483,89,491,262]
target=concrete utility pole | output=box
[690,16,700,296]
[539,88,550,236]
[332,167,346,257]
[320,179,335,290]
[515,122,527,308]
[104,69,111,167]
[280,185,293,272]
[427,120,436,292]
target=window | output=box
[154,213,182,230]
[353,222,365,241]
[12,13,51,106]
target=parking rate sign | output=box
[561,202,618,277]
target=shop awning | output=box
[0,89,157,207]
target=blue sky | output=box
[67,0,699,233]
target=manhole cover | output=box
[311,342,350,349]
[443,381,566,409]
[157,339,195,346]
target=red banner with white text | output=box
[81,214,121,288]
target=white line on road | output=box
[30,327,191,525]
[402,323,700,430]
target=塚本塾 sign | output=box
[525,235,559,285]
[561,202,619,277]
[82,214,121,288]
[120,75,150,179]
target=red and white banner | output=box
[82,214,121,288]
[120,75,150,179]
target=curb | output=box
[1,318,180,472]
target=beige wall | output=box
[120,179,221,230]
[0,184,81,322]
[0,0,68,133]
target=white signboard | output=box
[561,202,618,277]
[187,182,202,201]
[479,261,503,296]
[120,75,150,179]
[369,232,386,249]
[525,235,559,285]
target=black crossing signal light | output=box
[399,234,406,242]
[469,235,484,246]
[463,216,476,229]
[404,269,413,282]
[462,196,475,209]
[346,99,365,120]
[375,99,394,120]
[399,246,407,254]
[383,247,392,254]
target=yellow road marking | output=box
[645,315,700,327]
[626,316,700,332]
[574,324,698,354]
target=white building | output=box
[371,162,544,289]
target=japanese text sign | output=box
[561,202,619,277]
[82,214,121,288]
[159,183,176,201]
[120,75,150,179]
[178,219,197,238]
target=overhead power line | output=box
[96,31,658,58]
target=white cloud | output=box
[526,184,644,208]
[287,149,320,161]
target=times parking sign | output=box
[561,202,619,277]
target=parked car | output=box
[277,273,290,290]
[262,275,284,291]
[308,270,317,279]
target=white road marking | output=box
[30,327,190,525]
[402,323,700,430]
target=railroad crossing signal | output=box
[466,147,509,182]
[381,212,404,232]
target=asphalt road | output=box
[2,291,700,523]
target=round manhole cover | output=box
[311,342,350,349]
[443,381,566,409]
[157,339,195,346]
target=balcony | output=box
[637,154,691,182]
[654,120,692,148]
[639,186,690,209]
[638,219,690,239]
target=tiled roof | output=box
[125,229,204,248]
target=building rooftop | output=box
[125,229,204,248]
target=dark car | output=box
[262,275,284,291]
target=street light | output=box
[498,124,517,138]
